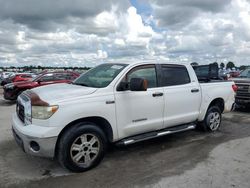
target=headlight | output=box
[32,105,59,119]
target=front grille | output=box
[16,102,25,123]
[236,84,250,99]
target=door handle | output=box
[191,89,199,93]
[152,92,163,97]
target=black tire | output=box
[197,106,222,132]
[57,122,107,172]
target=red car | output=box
[12,73,36,82]
[1,73,36,86]
[3,71,80,100]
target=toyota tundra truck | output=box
[12,62,236,172]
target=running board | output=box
[116,124,196,146]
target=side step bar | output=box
[116,124,196,146]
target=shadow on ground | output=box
[0,99,16,106]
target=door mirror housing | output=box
[130,78,148,91]
[117,82,129,91]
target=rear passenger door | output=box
[161,64,201,128]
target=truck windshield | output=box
[73,63,127,88]
[239,69,250,78]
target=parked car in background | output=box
[0,72,15,79]
[219,69,231,80]
[229,69,241,78]
[3,71,80,100]
[0,72,15,85]
[231,68,250,108]
[1,73,37,86]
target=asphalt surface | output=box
[0,87,250,188]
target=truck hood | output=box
[30,83,98,103]
[230,78,250,83]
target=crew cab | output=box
[231,68,250,108]
[4,71,79,100]
[11,62,236,172]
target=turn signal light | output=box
[232,84,238,92]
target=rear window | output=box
[54,73,76,80]
[161,65,190,86]
[21,75,32,78]
[193,64,219,80]
[39,73,54,82]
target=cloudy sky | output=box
[0,0,250,67]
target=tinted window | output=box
[239,69,250,78]
[194,65,209,78]
[127,65,157,88]
[65,73,77,80]
[39,73,54,82]
[54,73,68,80]
[21,75,32,78]
[161,65,190,86]
[193,64,219,79]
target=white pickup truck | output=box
[12,62,236,172]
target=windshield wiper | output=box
[72,82,89,87]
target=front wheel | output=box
[198,106,222,132]
[57,123,107,172]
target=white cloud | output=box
[0,0,250,67]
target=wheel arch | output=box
[199,98,225,122]
[54,116,114,158]
[207,98,225,113]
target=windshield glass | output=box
[32,73,44,81]
[239,69,250,78]
[73,63,127,88]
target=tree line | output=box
[1,62,249,71]
[0,65,91,71]
[191,62,248,70]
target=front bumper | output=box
[235,98,250,104]
[12,113,58,158]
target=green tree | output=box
[191,62,198,66]
[239,65,247,71]
[220,62,225,69]
[213,62,219,68]
[226,61,235,69]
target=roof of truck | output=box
[106,60,190,66]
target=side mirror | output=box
[117,82,129,91]
[130,78,148,91]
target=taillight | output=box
[232,84,238,92]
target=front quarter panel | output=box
[33,93,118,141]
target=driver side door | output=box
[114,64,164,139]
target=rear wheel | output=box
[57,122,107,172]
[198,106,222,132]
